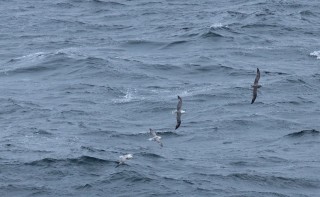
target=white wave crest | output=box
[310,51,320,59]
[10,52,48,62]
[56,47,87,59]
[209,23,227,29]
[9,47,87,64]
[112,88,142,104]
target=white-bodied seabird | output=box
[116,153,133,167]
[149,128,163,147]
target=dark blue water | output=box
[1,0,320,196]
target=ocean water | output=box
[0,0,320,196]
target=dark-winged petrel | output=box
[251,68,261,104]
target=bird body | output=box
[149,129,163,147]
[117,154,133,167]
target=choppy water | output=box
[0,0,320,196]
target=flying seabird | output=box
[148,128,163,147]
[251,68,262,104]
[116,153,133,167]
[175,96,184,130]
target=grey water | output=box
[0,0,320,196]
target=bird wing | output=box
[175,112,181,130]
[251,87,258,104]
[177,96,182,111]
[254,68,260,85]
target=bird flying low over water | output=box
[175,96,184,130]
[116,154,133,167]
[251,68,262,104]
[149,128,163,147]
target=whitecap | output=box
[55,47,87,59]
[9,48,88,64]
[9,52,48,62]
[1,52,50,74]
[310,51,320,59]
[209,23,227,29]
[112,88,143,103]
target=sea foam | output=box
[310,51,320,59]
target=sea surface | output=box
[0,0,320,196]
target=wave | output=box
[27,156,113,166]
[300,10,317,17]
[193,64,232,73]
[62,83,120,98]
[310,51,320,59]
[110,170,152,183]
[112,88,142,104]
[241,23,279,29]
[74,183,93,190]
[7,47,95,64]
[227,11,249,19]
[110,130,180,139]
[258,156,288,164]
[80,130,117,136]
[161,40,189,49]
[229,161,261,167]
[0,184,51,196]
[1,48,101,75]
[201,31,224,38]
[55,47,90,60]
[111,132,148,138]
[8,52,47,63]
[122,39,164,49]
[92,0,126,6]
[137,1,162,6]
[3,64,55,74]
[138,62,182,72]
[60,109,92,117]
[81,146,106,152]
[275,100,301,105]
[228,173,319,188]
[156,130,181,136]
[32,129,53,136]
[285,129,319,138]
[285,78,307,84]
[137,152,165,159]
[276,97,314,105]
[209,23,230,30]
[264,71,289,76]
[198,21,237,39]
[0,99,50,116]
[221,119,255,129]
[187,64,250,78]
[55,2,74,8]
[230,191,290,197]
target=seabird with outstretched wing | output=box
[251,68,261,104]
[175,96,182,129]
[149,128,163,147]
